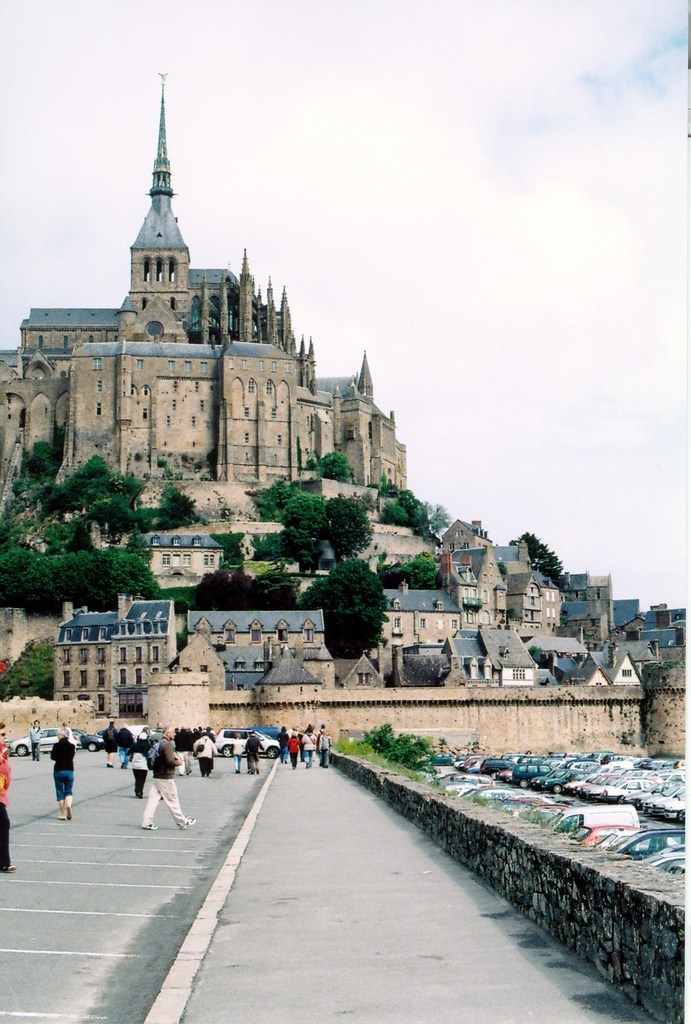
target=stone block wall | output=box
[333,754,684,1024]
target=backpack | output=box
[147,741,161,771]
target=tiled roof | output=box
[24,308,120,328]
[384,589,460,612]
[188,269,239,286]
[613,599,641,628]
[479,628,534,669]
[144,533,222,550]
[261,648,321,686]
[189,609,325,633]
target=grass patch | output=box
[335,738,439,787]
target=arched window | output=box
[144,259,151,282]
[266,380,274,395]
[248,379,256,394]
[38,336,44,349]
[168,258,176,282]
[170,297,176,310]
[142,298,147,310]
[190,296,201,333]
[63,336,69,349]
[156,259,163,283]
[88,335,94,342]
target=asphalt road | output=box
[0,751,661,1024]
[0,749,265,1024]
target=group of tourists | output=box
[278,724,332,769]
[0,717,334,869]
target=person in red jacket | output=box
[0,722,15,872]
[287,732,301,770]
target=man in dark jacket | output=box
[116,726,134,769]
[141,725,196,831]
[245,732,261,775]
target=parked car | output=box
[478,757,517,777]
[72,730,105,752]
[647,788,685,821]
[568,824,640,848]
[214,728,280,758]
[659,795,685,824]
[607,829,685,860]
[509,762,555,788]
[596,778,659,803]
[552,804,639,834]
[7,729,61,756]
[643,849,686,874]
[245,725,281,741]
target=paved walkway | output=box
[148,760,655,1024]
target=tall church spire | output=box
[151,75,173,198]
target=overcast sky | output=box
[0,0,686,611]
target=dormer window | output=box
[393,599,401,610]
[192,537,201,547]
[224,627,235,643]
[172,536,181,546]
[151,536,160,546]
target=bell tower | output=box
[128,76,190,333]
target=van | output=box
[552,804,639,834]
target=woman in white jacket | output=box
[193,732,218,778]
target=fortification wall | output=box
[0,696,96,736]
[334,754,684,1023]
[0,608,58,666]
[205,684,683,756]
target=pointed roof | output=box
[358,351,373,398]
[261,647,321,686]
[132,80,187,251]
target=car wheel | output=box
[519,779,529,789]
[678,809,685,824]
[221,747,233,758]
[87,742,99,752]
[265,747,279,759]
[14,744,29,757]
[552,784,563,794]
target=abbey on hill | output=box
[0,83,406,496]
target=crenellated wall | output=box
[333,754,684,1023]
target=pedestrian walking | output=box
[230,732,245,774]
[287,731,301,770]
[103,721,118,767]
[51,728,76,821]
[245,731,261,775]
[176,726,195,776]
[29,720,43,762]
[302,724,316,768]
[278,725,289,764]
[193,731,218,777]
[141,725,196,831]
[317,724,332,768]
[128,726,153,798]
[0,722,15,872]
[116,725,134,769]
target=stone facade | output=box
[143,532,223,589]
[334,754,684,1023]
[0,84,406,501]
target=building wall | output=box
[0,608,57,666]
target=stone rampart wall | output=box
[0,608,58,666]
[333,754,684,1023]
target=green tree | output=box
[210,532,245,567]
[424,502,451,540]
[317,451,354,482]
[196,570,254,610]
[324,497,373,561]
[253,480,300,521]
[379,552,437,590]
[380,502,409,528]
[0,642,55,700]
[363,723,432,771]
[253,567,298,610]
[511,532,564,584]
[156,486,197,529]
[299,558,387,657]
[280,493,327,571]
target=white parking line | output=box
[13,858,203,870]
[145,760,278,1024]
[1,908,174,919]
[0,948,137,958]
[5,879,191,890]
[0,1013,106,1020]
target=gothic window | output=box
[143,386,149,397]
[142,408,148,420]
[168,258,176,282]
[266,380,274,395]
[156,259,163,282]
[191,296,201,333]
[248,379,256,394]
[142,298,147,310]
[144,259,151,282]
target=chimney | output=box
[656,607,672,629]
[391,644,404,685]
[608,642,617,668]
[400,581,409,595]
[62,601,73,623]
[648,640,660,658]
[117,593,132,620]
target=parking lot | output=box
[0,751,265,1023]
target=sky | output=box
[0,0,686,611]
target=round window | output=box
[146,321,163,337]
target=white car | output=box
[214,728,280,759]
